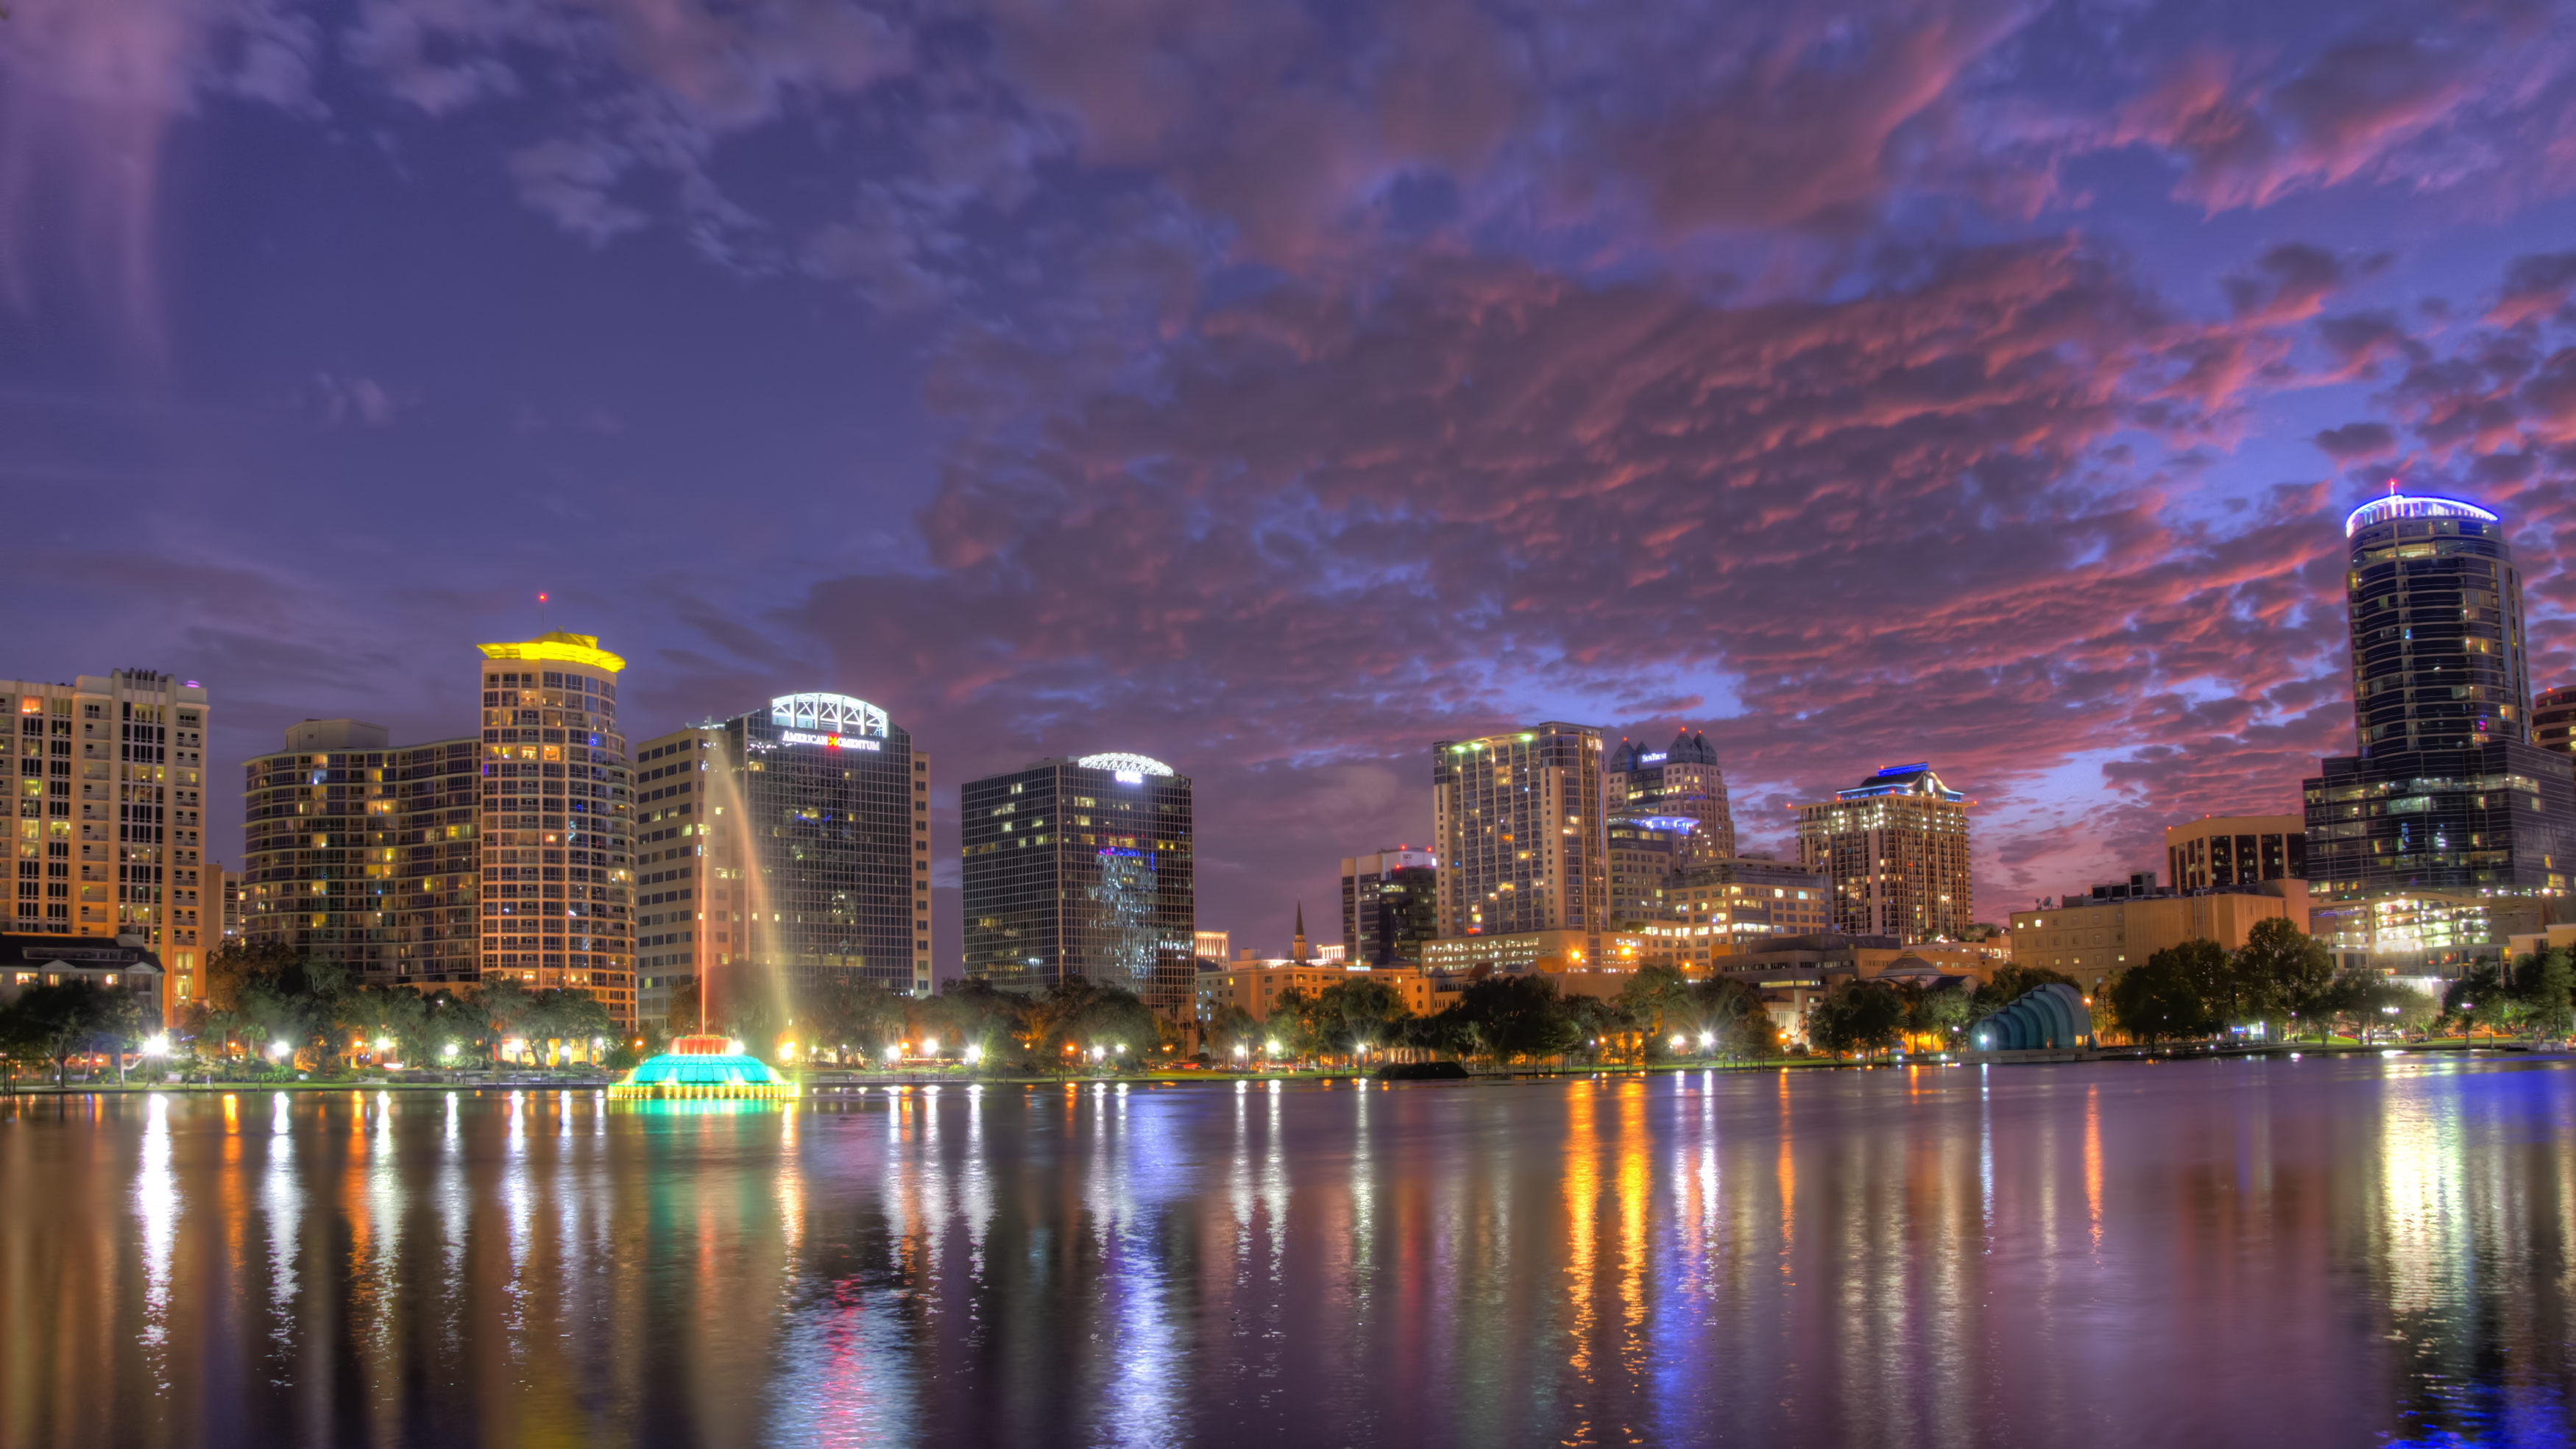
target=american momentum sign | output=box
[780,730,881,751]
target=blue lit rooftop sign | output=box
[2344,492,2499,537]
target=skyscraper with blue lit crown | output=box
[2303,491,2576,910]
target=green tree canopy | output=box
[1454,974,1582,1062]
[2235,916,2337,1033]
[1808,978,1906,1057]
[2108,942,2226,1042]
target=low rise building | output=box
[2007,879,2310,995]
[1635,857,1833,968]
[1208,960,1434,1021]
[1420,927,1593,975]
[2165,814,2306,890]
[0,933,165,1021]
[2311,889,2547,975]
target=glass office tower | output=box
[718,693,929,999]
[2303,494,2576,899]
[961,752,1195,1017]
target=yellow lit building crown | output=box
[478,631,626,673]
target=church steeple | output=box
[1292,902,1309,962]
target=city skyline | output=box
[11,0,2576,972]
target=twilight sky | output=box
[7,0,2576,967]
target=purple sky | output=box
[7,0,2576,969]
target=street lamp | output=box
[963,1043,982,1065]
[268,1041,291,1061]
[1699,1031,1715,1051]
[440,1041,459,1060]
[922,1037,939,1057]
[1669,1033,1685,1052]
[141,1033,169,1057]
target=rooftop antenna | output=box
[539,591,550,631]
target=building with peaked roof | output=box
[0,932,165,1021]
[1608,730,1735,861]
[1795,764,1973,943]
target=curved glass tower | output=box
[2342,494,2530,753]
[2304,492,2576,918]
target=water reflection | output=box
[3,1060,2575,1445]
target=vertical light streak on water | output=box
[135,1094,175,1359]
[263,1094,301,1368]
[1775,1072,1796,1275]
[1978,1066,1995,1248]
[779,1099,805,1261]
[436,1094,467,1370]
[1262,1081,1288,1289]
[1613,1081,1652,1423]
[1692,1071,1720,1300]
[963,1085,992,1275]
[360,1089,403,1403]
[2378,1074,2467,1321]
[1563,1080,1600,1409]
[2085,1083,2103,1253]
[1351,1079,1376,1297]
[503,1093,534,1355]
[1094,1088,1179,1449]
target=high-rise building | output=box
[1,672,211,1021]
[631,693,931,1030]
[631,723,723,1032]
[241,720,478,988]
[2536,684,2576,757]
[1607,731,1735,860]
[2302,494,2576,901]
[1340,847,1437,965]
[1432,723,1606,957]
[1604,818,1694,927]
[213,862,243,940]
[962,751,1195,1017]
[1796,763,1972,943]
[2165,815,2305,890]
[474,634,635,1025]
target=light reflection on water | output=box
[2,1060,2575,1445]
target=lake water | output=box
[3,1057,2573,1447]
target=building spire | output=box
[1292,902,1308,962]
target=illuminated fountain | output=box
[609,1032,796,1100]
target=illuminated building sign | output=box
[2343,491,2499,538]
[1639,752,1666,764]
[780,730,881,751]
[770,692,888,737]
[1078,751,1175,781]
